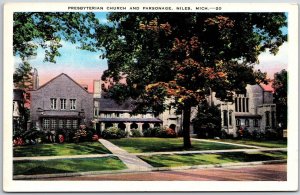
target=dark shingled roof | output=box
[98,98,136,112]
[98,118,162,123]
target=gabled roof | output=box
[35,73,91,94]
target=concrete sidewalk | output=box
[191,138,265,149]
[133,147,287,156]
[98,139,153,171]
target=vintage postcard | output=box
[3,2,298,192]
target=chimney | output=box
[93,80,101,98]
[32,68,39,90]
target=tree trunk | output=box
[182,106,192,148]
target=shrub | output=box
[73,129,87,143]
[130,129,142,137]
[142,127,160,137]
[56,129,75,143]
[158,127,177,138]
[102,127,127,139]
[92,134,99,141]
[265,130,280,140]
[220,129,234,139]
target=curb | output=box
[13,159,287,180]
[13,154,113,161]
[132,147,287,156]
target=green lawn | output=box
[109,138,250,153]
[13,142,111,157]
[138,151,287,167]
[13,156,126,175]
[214,139,287,148]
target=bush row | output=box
[142,127,177,138]
[101,126,177,139]
[13,125,99,146]
[219,128,284,140]
[13,126,179,145]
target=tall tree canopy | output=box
[97,13,287,148]
[272,69,288,129]
[14,12,99,63]
[13,12,99,92]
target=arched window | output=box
[245,119,249,127]
[229,111,232,126]
[105,122,113,129]
[223,110,228,126]
[265,111,270,127]
[236,119,240,126]
[130,123,138,130]
[271,111,276,128]
[154,123,161,127]
[254,119,259,127]
[118,123,126,130]
[142,123,150,130]
[169,124,176,131]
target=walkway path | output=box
[191,138,265,149]
[98,139,153,171]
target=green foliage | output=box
[14,12,99,62]
[97,13,287,147]
[102,126,127,139]
[109,138,247,153]
[130,129,142,137]
[139,151,287,167]
[142,127,160,137]
[55,129,75,143]
[192,101,221,138]
[157,127,177,138]
[141,127,177,138]
[13,62,33,90]
[13,142,111,157]
[14,127,45,145]
[272,69,287,129]
[14,156,126,175]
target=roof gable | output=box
[36,73,90,94]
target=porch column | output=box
[113,123,118,128]
[100,122,105,131]
[125,122,131,136]
[137,123,143,132]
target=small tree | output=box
[192,101,221,138]
[272,69,287,129]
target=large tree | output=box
[96,13,287,148]
[13,12,99,63]
[272,69,288,129]
[13,12,99,91]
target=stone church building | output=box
[29,72,276,137]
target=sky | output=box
[14,12,288,93]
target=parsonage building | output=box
[29,72,277,137]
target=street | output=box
[43,163,286,181]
